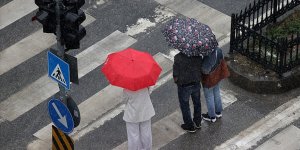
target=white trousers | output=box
[126,120,152,150]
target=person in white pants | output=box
[123,87,155,150]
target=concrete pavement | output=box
[1,0,300,149]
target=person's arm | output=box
[173,55,179,83]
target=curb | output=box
[227,58,300,94]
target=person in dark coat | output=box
[173,52,203,133]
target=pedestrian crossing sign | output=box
[48,51,70,89]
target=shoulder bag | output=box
[202,59,230,88]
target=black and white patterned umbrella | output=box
[162,17,218,57]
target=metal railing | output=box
[230,0,300,75]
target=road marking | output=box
[125,5,176,37]
[0,0,37,30]
[113,89,238,150]
[0,13,95,76]
[155,0,231,37]
[0,117,4,124]
[215,96,300,150]
[255,125,300,150]
[0,30,136,122]
[29,52,174,149]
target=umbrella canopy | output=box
[101,48,162,91]
[162,17,218,57]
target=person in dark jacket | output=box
[173,52,203,133]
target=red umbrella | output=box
[101,48,162,91]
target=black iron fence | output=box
[230,0,300,75]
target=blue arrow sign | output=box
[48,99,74,134]
[48,51,70,89]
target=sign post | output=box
[52,125,74,150]
[34,0,86,149]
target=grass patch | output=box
[266,10,300,39]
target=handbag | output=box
[202,59,230,88]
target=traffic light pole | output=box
[55,0,68,104]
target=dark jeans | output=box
[177,83,202,126]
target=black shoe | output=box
[202,113,216,122]
[193,120,202,129]
[181,124,196,133]
[216,112,222,118]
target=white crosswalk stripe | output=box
[0,13,95,76]
[0,0,37,30]
[0,117,4,124]
[125,5,176,37]
[155,0,231,39]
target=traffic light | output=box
[34,0,86,50]
[61,0,86,50]
[34,0,56,33]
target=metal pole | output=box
[55,0,68,104]
[229,13,236,54]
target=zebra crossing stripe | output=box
[0,30,136,122]
[154,0,231,38]
[0,117,4,124]
[52,125,74,150]
[125,5,176,37]
[0,13,95,76]
[0,0,37,30]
